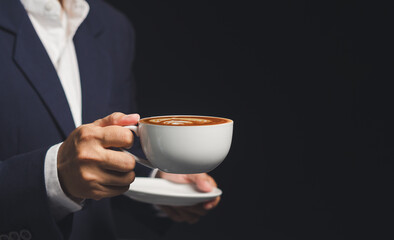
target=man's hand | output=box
[157,172,221,224]
[57,112,139,202]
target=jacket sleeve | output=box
[0,148,69,239]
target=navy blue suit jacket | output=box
[0,0,166,239]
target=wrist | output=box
[57,142,84,204]
[45,143,83,220]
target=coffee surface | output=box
[140,116,231,126]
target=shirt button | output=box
[19,230,31,240]
[8,232,19,240]
[44,1,55,12]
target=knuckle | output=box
[120,129,133,145]
[119,154,135,171]
[76,148,94,161]
[109,112,122,124]
[80,170,96,183]
[125,155,136,170]
[78,125,97,142]
[118,172,134,186]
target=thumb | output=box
[93,112,140,127]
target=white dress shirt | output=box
[20,0,89,220]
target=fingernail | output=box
[204,180,213,191]
[124,114,140,121]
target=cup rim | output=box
[138,115,233,127]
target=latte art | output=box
[140,116,231,126]
[149,117,211,126]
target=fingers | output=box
[75,123,134,149]
[79,125,134,149]
[93,112,140,127]
[77,164,135,200]
[99,149,135,172]
[99,169,136,187]
[58,113,140,202]
[90,183,131,200]
[203,196,221,210]
[73,126,136,172]
[78,148,136,182]
[157,173,221,224]
[187,174,217,192]
[100,126,134,149]
[157,171,190,183]
[159,172,218,193]
[102,185,131,198]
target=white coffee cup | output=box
[122,115,233,174]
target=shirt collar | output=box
[20,0,89,23]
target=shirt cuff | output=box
[44,143,83,221]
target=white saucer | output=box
[123,177,222,206]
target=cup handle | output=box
[123,125,139,137]
[121,125,155,169]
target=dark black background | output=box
[106,1,394,239]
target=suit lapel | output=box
[0,0,110,137]
[1,0,76,138]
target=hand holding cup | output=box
[57,113,139,202]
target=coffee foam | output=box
[148,117,211,126]
[140,116,230,126]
